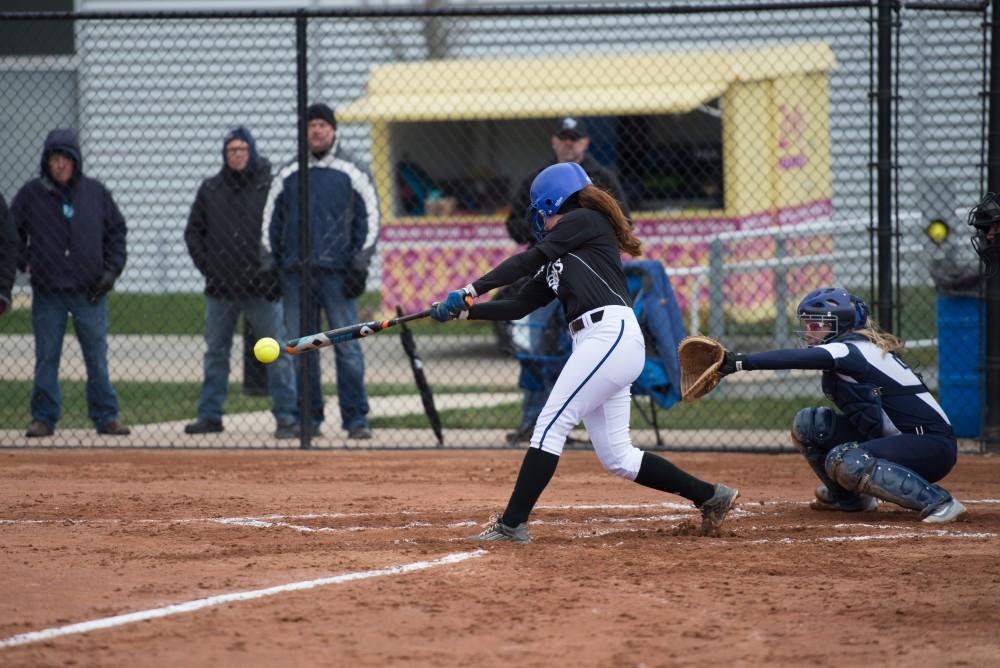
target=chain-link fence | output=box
[0,2,988,450]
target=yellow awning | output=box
[338,42,835,122]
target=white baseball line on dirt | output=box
[745,530,996,545]
[0,550,487,650]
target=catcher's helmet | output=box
[968,192,1000,275]
[529,162,592,240]
[795,287,869,344]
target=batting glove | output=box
[430,285,476,322]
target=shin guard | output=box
[825,443,951,516]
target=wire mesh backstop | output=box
[0,2,989,450]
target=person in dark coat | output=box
[0,194,16,316]
[183,126,297,437]
[502,117,631,446]
[11,128,130,438]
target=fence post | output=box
[773,236,788,347]
[295,10,312,450]
[708,237,724,340]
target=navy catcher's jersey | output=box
[742,336,951,436]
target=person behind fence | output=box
[183,126,297,437]
[715,287,965,523]
[431,162,739,542]
[0,194,16,317]
[11,129,130,438]
[967,191,1000,274]
[502,116,631,446]
[263,103,380,440]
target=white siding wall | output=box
[69,3,986,292]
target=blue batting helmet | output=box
[528,162,592,240]
[795,287,869,344]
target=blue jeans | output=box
[31,290,121,429]
[196,295,297,426]
[282,270,369,430]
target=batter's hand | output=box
[430,286,475,322]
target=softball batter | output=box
[431,162,739,542]
[717,287,965,523]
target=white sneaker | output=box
[922,498,967,524]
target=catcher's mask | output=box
[968,192,1000,275]
[529,162,592,241]
[795,287,869,345]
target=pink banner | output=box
[378,200,834,319]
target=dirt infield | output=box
[1,449,998,667]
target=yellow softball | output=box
[253,337,281,364]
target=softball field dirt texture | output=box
[1,449,998,667]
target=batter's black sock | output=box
[501,447,560,527]
[634,452,715,506]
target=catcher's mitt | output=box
[678,335,726,402]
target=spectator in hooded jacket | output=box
[11,129,130,438]
[0,194,16,316]
[263,103,380,440]
[183,126,298,437]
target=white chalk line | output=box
[4,498,997,528]
[746,530,996,545]
[0,549,487,650]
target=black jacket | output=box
[505,154,630,246]
[11,129,127,293]
[184,159,276,299]
[0,194,16,306]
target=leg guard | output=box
[791,407,858,503]
[825,443,951,516]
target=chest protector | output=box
[820,335,926,441]
[822,371,884,441]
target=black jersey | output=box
[469,208,632,322]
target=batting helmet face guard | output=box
[795,287,869,345]
[968,192,1000,275]
[529,162,592,241]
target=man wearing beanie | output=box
[263,102,379,440]
[183,125,298,437]
[11,128,130,438]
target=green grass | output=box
[0,291,495,337]
[0,380,268,429]
[371,396,835,431]
[2,285,941,343]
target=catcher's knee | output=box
[824,442,874,493]
[791,407,835,453]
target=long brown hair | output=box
[577,186,642,257]
[854,318,905,355]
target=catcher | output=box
[680,287,965,523]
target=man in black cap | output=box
[263,103,380,440]
[501,117,630,447]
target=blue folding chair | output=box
[623,260,687,449]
